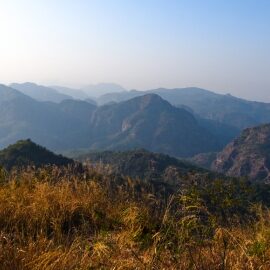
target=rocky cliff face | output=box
[212,124,270,182]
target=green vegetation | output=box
[0,139,73,170]
[77,149,212,187]
[1,135,270,269]
[1,163,270,269]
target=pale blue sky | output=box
[0,0,269,101]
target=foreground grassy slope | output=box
[0,165,270,269]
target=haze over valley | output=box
[1,1,270,269]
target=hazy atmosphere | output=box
[1,0,269,101]
[3,1,270,269]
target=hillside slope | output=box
[77,149,208,184]
[212,124,270,182]
[0,139,73,170]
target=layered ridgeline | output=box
[0,139,73,170]
[0,85,235,157]
[13,83,270,131]
[77,149,209,184]
[4,83,270,159]
[10,82,125,102]
[10,82,73,103]
[0,84,95,150]
[11,83,270,131]
[51,85,90,100]
[81,83,126,97]
[212,124,270,182]
[55,83,126,99]
[97,87,270,130]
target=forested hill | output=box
[0,139,74,170]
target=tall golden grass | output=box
[0,165,270,269]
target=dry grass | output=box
[0,166,270,269]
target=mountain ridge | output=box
[97,87,270,130]
[10,82,73,103]
[0,85,238,157]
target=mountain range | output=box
[10,82,73,103]
[96,87,270,130]
[10,82,126,102]
[0,84,92,150]
[52,83,126,100]
[87,93,228,157]
[9,83,270,131]
[81,83,126,97]
[1,82,270,165]
[0,84,238,157]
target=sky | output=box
[0,0,269,101]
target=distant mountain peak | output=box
[89,93,221,157]
[82,83,126,98]
[18,82,38,87]
[10,82,73,103]
[0,84,31,101]
[138,93,164,101]
[123,93,171,109]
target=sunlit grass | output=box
[0,166,270,269]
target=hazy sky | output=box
[0,0,269,101]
